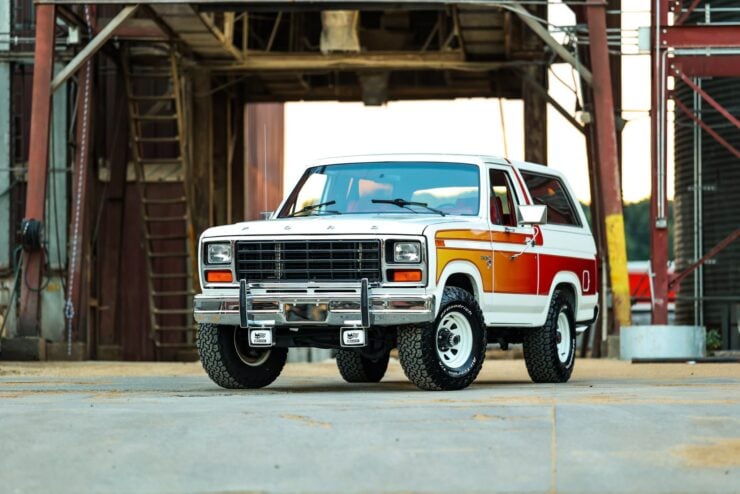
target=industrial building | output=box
[0,0,738,360]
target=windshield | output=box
[278,161,481,217]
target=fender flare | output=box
[434,261,486,315]
[545,271,583,314]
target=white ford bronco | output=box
[194,154,598,390]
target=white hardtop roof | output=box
[307,153,551,170]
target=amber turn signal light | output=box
[206,270,233,283]
[390,269,422,282]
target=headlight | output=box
[394,242,421,263]
[206,243,232,264]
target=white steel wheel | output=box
[555,311,572,364]
[435,311,474,370]
[233,329,271,367]
[397,287,487,391]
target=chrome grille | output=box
[236,240,381,282]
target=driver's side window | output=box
[489,169,518,227]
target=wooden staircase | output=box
[122,44,197,354]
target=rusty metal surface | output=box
[17,4,56,337]
[586,0,631,331]
[244,103,285,220]
[116,183,192,360]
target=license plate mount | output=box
[249,328,274,347]
[340,327,367,347]
[284,303,328,322]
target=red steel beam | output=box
[674,98,740,159]
[677,70,740,129]
[650,0,670,325]
[586,0,632,331]
[18,4,56,337]
[672,56,740,77]
[674,0,702,26]
[662,25,740,48]
[670,229,740,289]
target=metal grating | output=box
[674,72,740,333]
[236,240,382,282]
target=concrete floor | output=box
[0,358,738,494]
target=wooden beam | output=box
[520,68,584,134]
[96,73,130,354]
[243,83,512,102]
[199,12,244,61]
[51,5,139,92]
[207,51,515,72]
[95,20,166,39]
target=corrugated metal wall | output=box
[674,0,740,344]
[674,76,740,334]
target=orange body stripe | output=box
[493,251,538,294]
[436,229,491,241]
[436,248,493,292]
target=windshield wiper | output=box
[290,200,339,216]
[371,198,446,216]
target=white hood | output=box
[201,215,461,239]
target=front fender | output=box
[434,260,486,316]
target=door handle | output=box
[510,227,540,260]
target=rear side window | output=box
[520,172,581,226]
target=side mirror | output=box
[260,211,274,220]
[516,204,547,226]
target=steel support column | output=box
[18,4,56,336]
[0,0,11,271]
[523,68,548,164]
[586,0,632,330]
[522,2,547,165]
[650,0,669,324]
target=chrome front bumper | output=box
[193,282,435,327]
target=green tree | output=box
[579,199,673,261]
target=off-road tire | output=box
[336,349,390,383]
[197,324,287,389]
[397,287,487,391]
[523,288,576,383]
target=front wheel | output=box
[523,288,576,383]
[336,349,390,383]
[397,287,487,391]
[197,324,287,389]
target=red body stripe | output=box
[538,254,597,296]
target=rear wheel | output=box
[523,288,576,383]
[336,349,390,383]
[397,287,487,391]
[197,324,287,389]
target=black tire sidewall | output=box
[522,289,576,383]
[200,325,287,388]
[336,349,390,383]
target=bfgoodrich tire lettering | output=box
[397,287,487,391]
[523,288,576,383]
[336,349,390,383]
[197,324,287,389]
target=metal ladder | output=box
[122,44,197,353]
